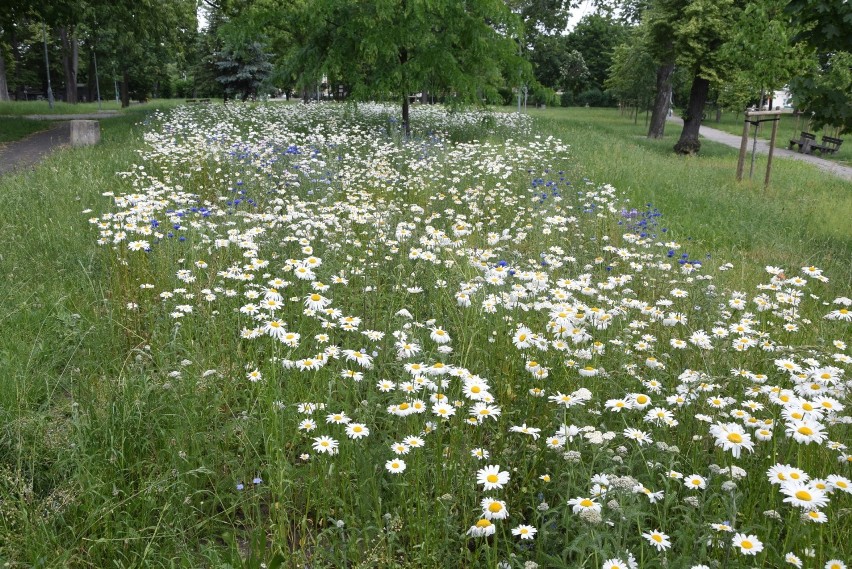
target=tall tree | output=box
[720,0,808,109]
[644,0,742,154]
[564,14,627,94]
[296,0,526,136]
[90,0,196,107]
[605,29,657,121]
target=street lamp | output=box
[42,22,55,109]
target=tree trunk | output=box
[60,26,79,104]
[0,50,9,101]
[399,47,410,137]
[647,61,674,139]
[402,93,410,137]
[674,75,710,155]
[121,69,130,108]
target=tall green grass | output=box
[1,102,849,567]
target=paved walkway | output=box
[0,121,70,176]
[667,116,852,182]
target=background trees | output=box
[2,0,849,140]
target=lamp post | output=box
[93,49,102,110]
[42,22,55,109]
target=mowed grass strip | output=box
[0,117,52,144]
[529,107,852,291]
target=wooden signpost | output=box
[735,108,793,188]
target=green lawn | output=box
[0,117,51,145]
[0,99,124,115]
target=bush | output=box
[576,87,616,107]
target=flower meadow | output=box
[87,102,850,568]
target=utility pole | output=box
[93,49,102,110]
[42,22,55,109]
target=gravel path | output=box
[667,116,852,182]
[0,121,70,176]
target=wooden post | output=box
[764,117,779,189]
[736,113,750,181]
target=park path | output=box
[0,121,70,176]
[667,116,852,182]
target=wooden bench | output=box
[812,135,843,155]
[789,131,816,153]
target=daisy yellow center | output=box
[727,433,743,444]
[808,512,820,518]
[636,395,648,404]
[310,294,321,301]
[584,366,595,371]
[487,474,499,483]
[652,534,663,543]
[797,426,814,436]
[741,540,753,549]
[840,309,849,315]
[529,361,537,367]
[476,519,492,528]
[795,490,812,501]
[391,462,399,468]
[790,473,801,479]
[580,499,594,507]
[692,480,701,485]
[802,403,814,411]
[488,503,503,513]
[471,386,481,393]
[353,426,362,432]
[836,481,848,488]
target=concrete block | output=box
[70,120,101,146]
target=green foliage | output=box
[605,28,657,110]
[783,0,852,132]
[564,14,628,92]
[786,0,852,52]
[718,0,811,109]
[293,0,527,130]
[215,41,273,102]
[790,51,852,134]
